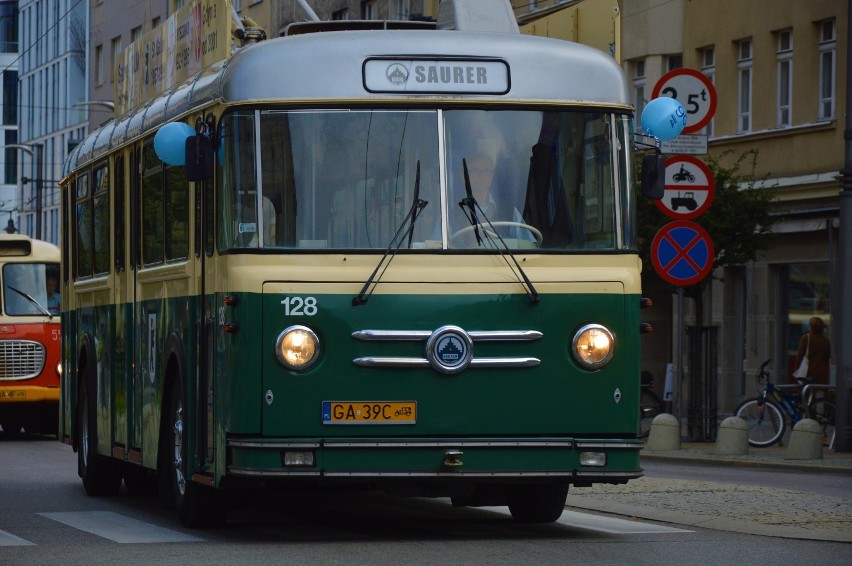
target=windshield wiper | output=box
[353,161,427,306]
[7,285,53,318]
[457,158,540,304]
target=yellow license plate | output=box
[322,401,416,425]
[0,390,27,400]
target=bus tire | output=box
[1,421,23,435]
[164,379,227,528]
[506,483,568,523]
[77,364,122,496]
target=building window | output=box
[4,129,16,185]
[391,0,410,20]
[0,1,18,53]
[361,1,375,19]
[737,39,752,133]
[332,8,349,20]
[818,19,835,121]
[776,30,792,127]
[111,36,122,83]
[2,70,16,125]
[632,59,646,132]
[152,16,161,29]
[95,44,104,86]
[667,55,682,71]
[700,46,715,137]
[131,26,142,43]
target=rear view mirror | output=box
[185,135,213,182]
[641,154,665,200]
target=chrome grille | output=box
[0,340,46,380]
[352,328,542,369]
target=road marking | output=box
[38,511,204,543]
[0,529,34,546]
[481,507,693,534]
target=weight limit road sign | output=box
[656,156,715,220]
[651,220,715,287]
[652,69,717,135]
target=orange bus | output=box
[0,234,61,435]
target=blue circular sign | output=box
[425,326,473,374]
[651,220,715,286]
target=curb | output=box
[640,451,852,475]
[564,498,852,543]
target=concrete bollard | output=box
[785,418,823,460]
[714,416,749,455]
[646,413,680,451]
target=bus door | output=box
[111,153,132,453]
[198,173,217,471]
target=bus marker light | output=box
[579,452,606,467]
[224,323,239,333]
[224,295,239,306]
[282,451,315,467]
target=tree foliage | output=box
[636,149,777,326]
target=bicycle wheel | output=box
[807,397,836,446]
[735,398,785,447]
[638,389,662,439]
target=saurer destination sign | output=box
[364,58,510,94]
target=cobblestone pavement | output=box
[564,444,852,543]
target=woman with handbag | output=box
[793,316,831,385]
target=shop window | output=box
[782,262,830,380]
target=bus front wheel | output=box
[164,379,226,528]
[506,483,568,523]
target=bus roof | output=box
[64,29,628,175]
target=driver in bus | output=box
[453,152,533,246]
[46,271,60,315]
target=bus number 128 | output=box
[281,296,318,316]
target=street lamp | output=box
[8,143,44,241]
[1,210,15,233]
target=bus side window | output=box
[76,173,93,278]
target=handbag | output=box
[792,335,810,378]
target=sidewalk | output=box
[564,442,852,543]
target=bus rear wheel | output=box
[77,372,122,496]
[164,379,227,528]
[506,483,568,523]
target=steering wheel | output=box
[450,221,543,247]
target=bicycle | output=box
[734,359,836,448]
[638,370,663,439]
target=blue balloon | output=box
[641,97,687,142]
[153,122,195,166]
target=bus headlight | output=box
[275,325,320,371]
[572,324,614,369]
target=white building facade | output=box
[17,0,88,245]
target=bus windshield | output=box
[217,108,633,252]
[2,263,60,316]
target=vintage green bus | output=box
[60,1,662,527]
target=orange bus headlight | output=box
[572,324,614,369]
[275,325,320,371]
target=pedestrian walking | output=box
[793,316,831,385]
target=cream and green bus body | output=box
[61,26,645,525]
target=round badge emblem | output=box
[385,63,409,86]
[425,326,473,374]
